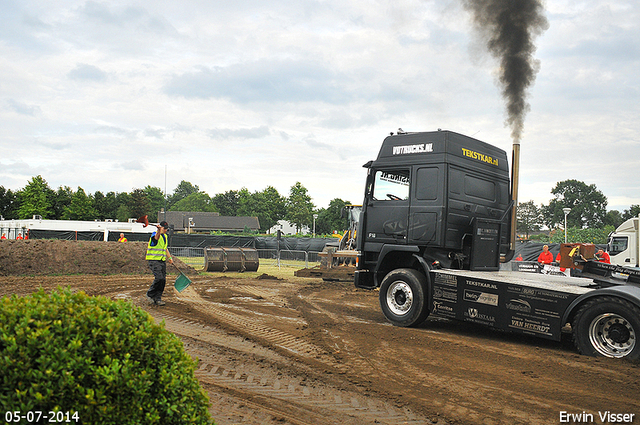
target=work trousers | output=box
[147,260,167,301]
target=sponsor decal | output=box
[435,273,458,287]
[506,299,532,313]
[516,263,540,273]
[476,227,499,236]
[513,286,569,303]
[509,317,551,335]
[461,147,499,166]
[466,280,498,290]
[432,301,456,317]
[434,287,457,301]
[464,289,499,306]
[379,172,409,186]
[392,143,434,155]
[464,308,496,323]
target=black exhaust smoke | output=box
[462,0,548,255]
[462,0,548,142]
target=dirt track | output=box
[1,240,639,424]
[1,270,639,425]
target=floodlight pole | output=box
[313,214,318,238]
[164,165,167,222]
[563,208,571,243]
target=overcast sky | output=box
[1,0,638,214]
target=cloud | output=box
[0,1,46,51]
[120,160,145,171]
[6,99,41,116]
[93,125,134,137]
[164,60,349,104]
[305,137,333,150]
[208,126,271,140]
[143,128,168,139]
[67,64,108,82]
[77,1,179,36]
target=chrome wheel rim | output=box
[588,313,636,358]
[386,281,413,316]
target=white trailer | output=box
[607,216,640,268]
[0,217,153,241]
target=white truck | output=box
[608,216,640,268]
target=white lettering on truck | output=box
[392,143,433,155]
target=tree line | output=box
[3,176,637,241]
[517,179,640,244]
[0,176,354,235]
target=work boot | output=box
[155,299,166,306]
[146,296,155,304]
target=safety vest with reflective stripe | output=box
[145,233,168,261]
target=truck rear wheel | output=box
[379,268,429,327]
[572,296,640,360]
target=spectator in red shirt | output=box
[596,249,611,264]
[537,245,554,264]
[556,252,566,272]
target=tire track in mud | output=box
[292,294,505,424]
[174,287,325,358]
[294,294,385,375]
[147,285,638,425]
[293,292,568,425]
[184,283,386,385]
[147,309,443,425]
[240,284,534,424]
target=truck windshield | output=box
[609,236,628,256]
[372,169,410,201]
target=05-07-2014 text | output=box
[4,411,79,423]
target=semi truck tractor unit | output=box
[355,130,640,359]
[608,216,640,268]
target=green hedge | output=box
[0,288,214,425]
[530,226,615,244]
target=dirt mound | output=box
[0,240,194,276]
[255,273,281,280]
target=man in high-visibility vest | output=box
[145,221,173,306]
[118,233,127,243]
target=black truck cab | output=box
[353,130,640,359]
[356,130,513,289]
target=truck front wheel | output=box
[379,268,429,327]
[572,296,640,360]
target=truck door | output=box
[408,165,444,246]
[608,235,629,266]
[364,168,410,245]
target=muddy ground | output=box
[1,240,639,425]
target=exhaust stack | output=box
[510,141,520,252]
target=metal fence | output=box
[169,247,205,268]
[257,249,321,268]
[169,247,321,269]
